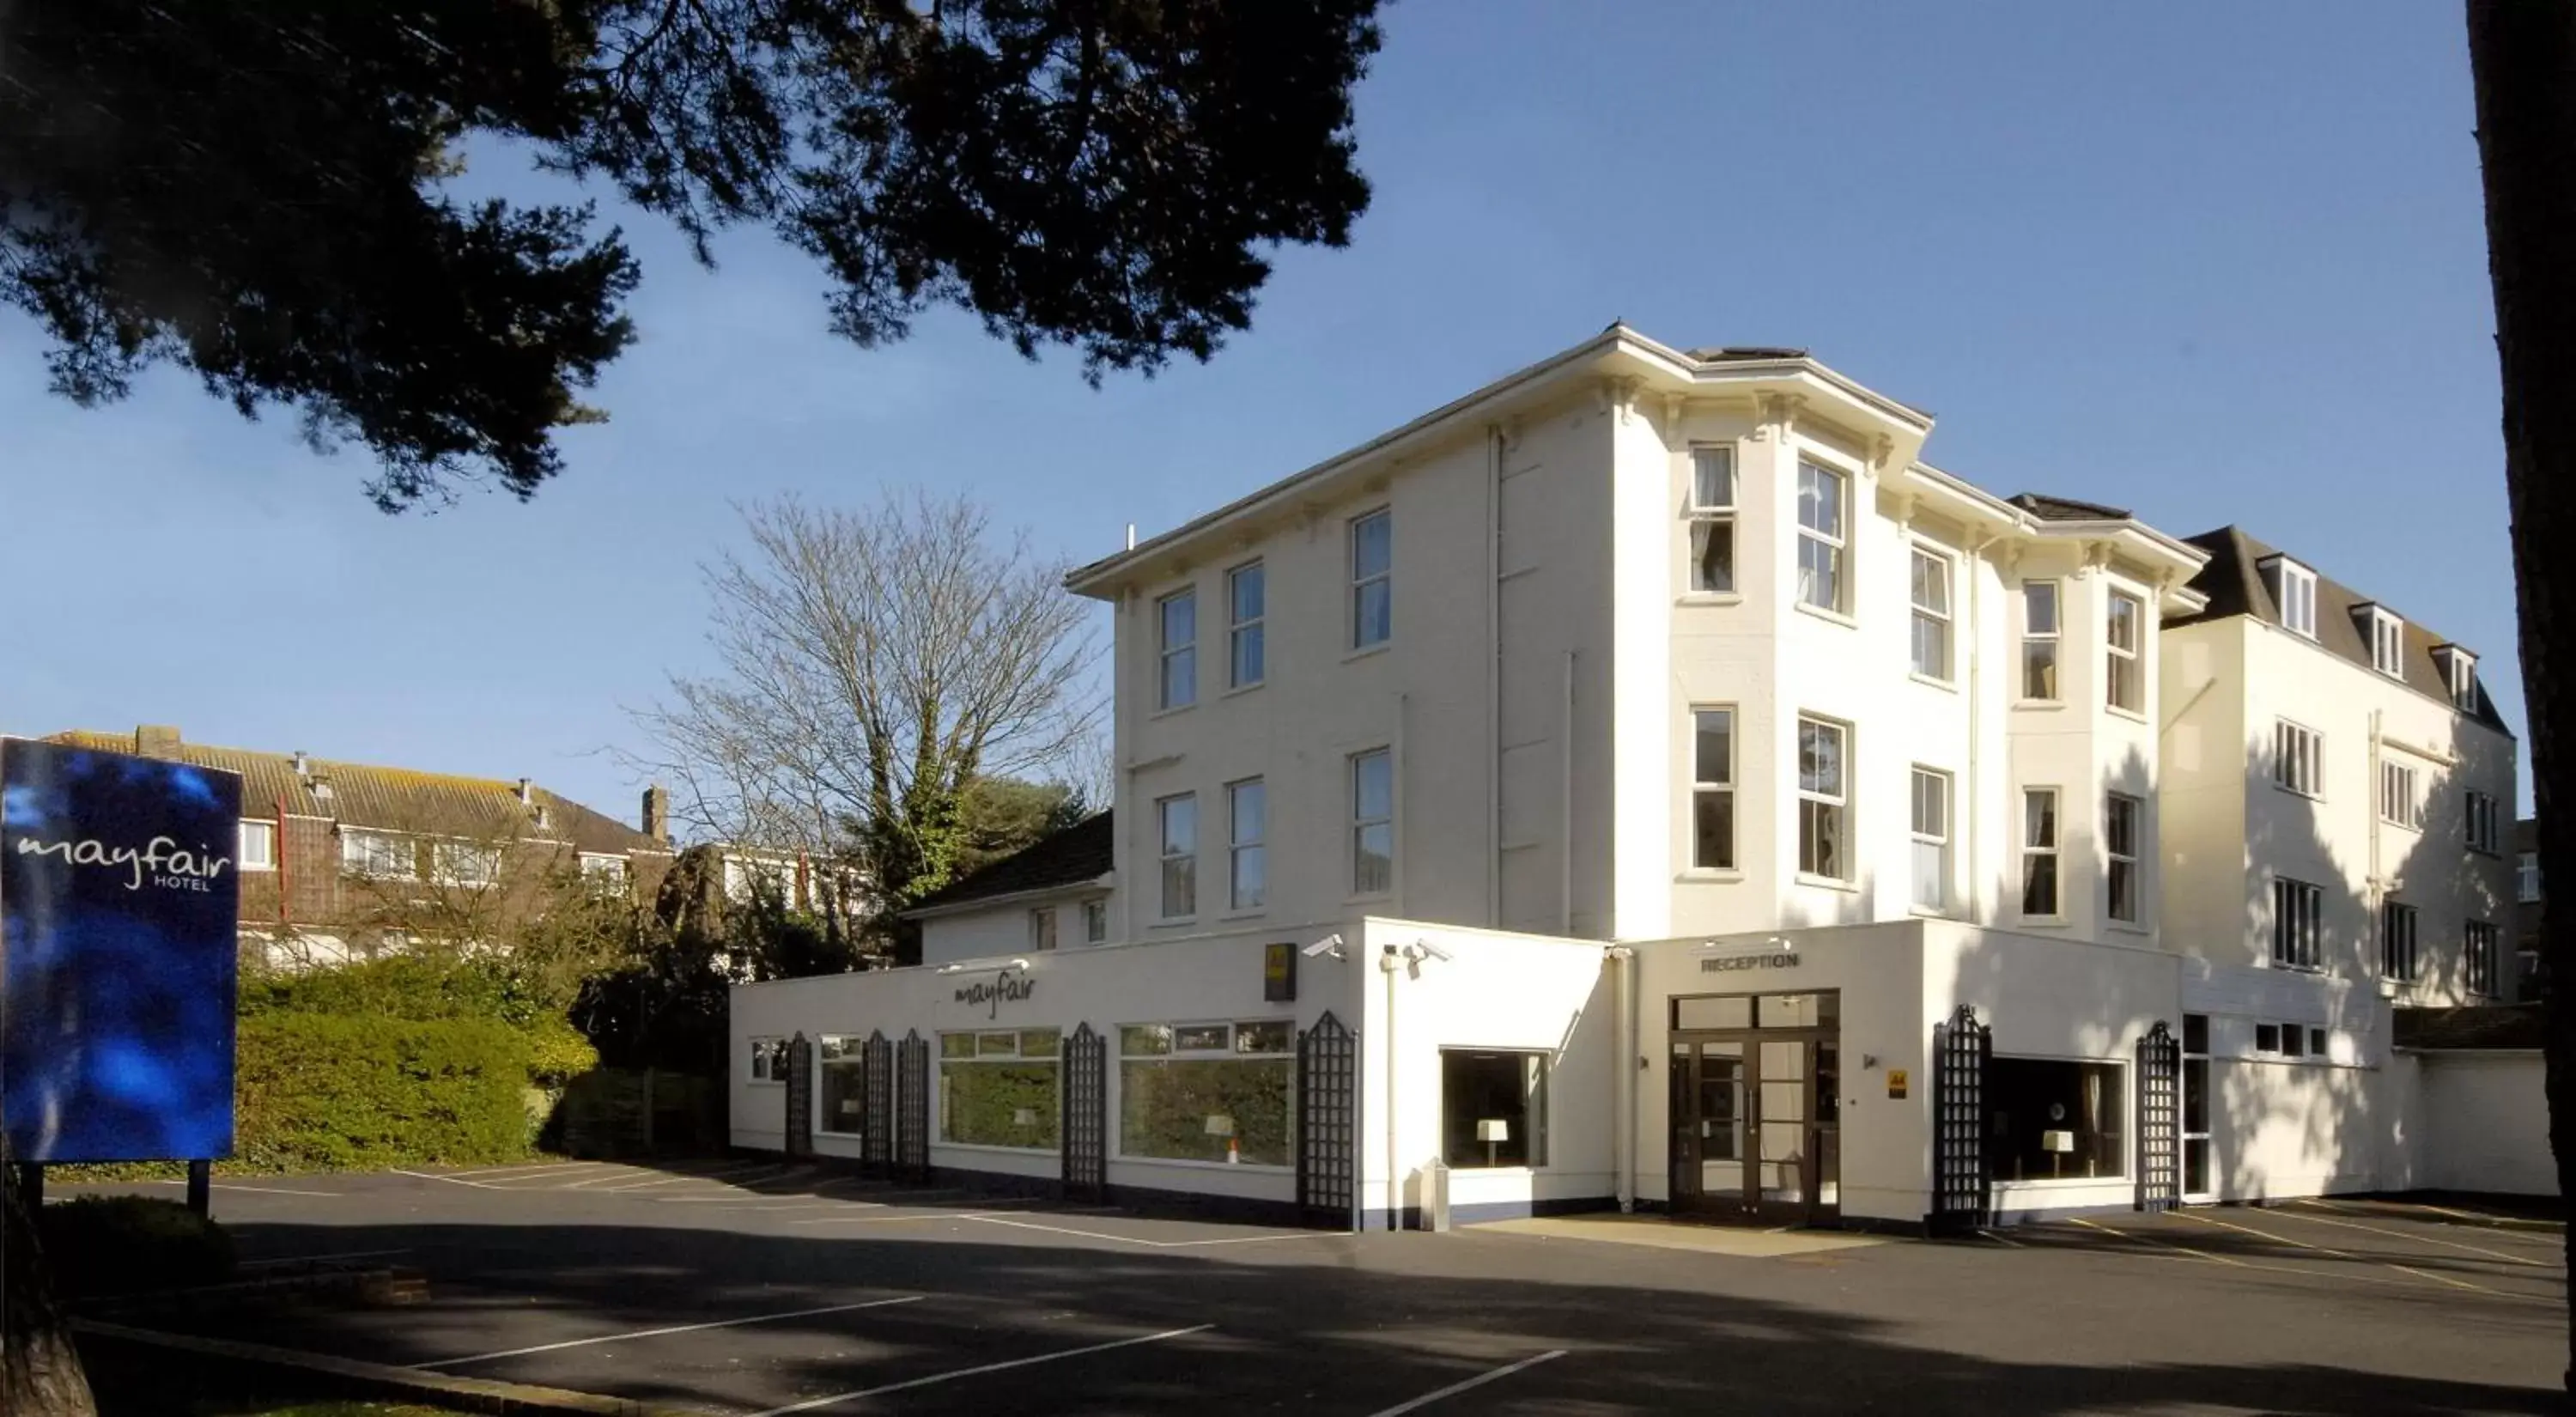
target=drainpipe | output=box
[1607,946,1637,1211]
[1380,942,1402,1229]
[1487,424,1504,927]
[2369,708,2385,973]
[1966,531,2003,918]
[1561,651,1577,935]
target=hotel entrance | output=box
[1668,991,1840,1226]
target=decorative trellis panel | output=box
[1929,1004,1992,1236]
[896,1031,931,1183]
[2136,1020,2181,1213]
[1297,1011,1357,1229]
[1061,1024,1108,1201]
[862,1032,894,1173]
[784,1033,814,1159]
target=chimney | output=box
[641,784,671,843]
[134,724,182,757]
[516,776,534,806]
[292,751,310,777]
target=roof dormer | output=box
[2434,644,2480,713]
[2354,602,2406,679]
[2258,553,2318,639]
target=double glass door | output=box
[1670,1031,1840,1225]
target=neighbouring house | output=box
[2513,817,2544,1001]
[731,325,2537,1232]
[43,725,677,969]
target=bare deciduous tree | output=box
[631,491,1103,961]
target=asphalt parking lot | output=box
[58,1162,2571,1415]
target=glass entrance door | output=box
[1668,994,1841,1226]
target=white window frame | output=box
[1910,766,1951,913]
[1686,445,1737,596]
[2105,792,2142,924]
[2265,556,2318,639]
[1351,508,1393,650]
[238,818,277,873]
[2440,648,2478,711]
[341,827,414,880]
[1795,715,1850,881]
[1029,906,1059,952]
[2274,719,2324,798]
[1082,897,1109,945]
[433,840,502,888]
[2020,581,2062,702]
[2366,607,2406,678]
[2468,919,2501,997]
[1795,460,1848,615]
[2381,759,2422,830]
[2272,877,2324,970]
[1156,792,1197,921]
[1227,776,1267,913]
[2105,589,2145,714]
[2379,898,2419,983]
[1227,561,1266,690]
[2467,791,2500,854]
[1910,547,1953,682]
[1351,747,1395,897]
[748,1036,787,1084]
[1156,586,1198,711]
[2020,788,2061,919]
[2181,1015,2213,1200]
[2519,851,2541,904]
[1691,707,1735,872]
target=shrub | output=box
[234,1013,532,1172]
[39,1195,235,1298]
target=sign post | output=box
[0,738,242,1187]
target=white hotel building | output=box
[732,325,2533,1230]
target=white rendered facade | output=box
[761,326,2533,1228]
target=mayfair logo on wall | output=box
[955,972,1036,1019]
[1,737,242,1164]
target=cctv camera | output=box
[1302,934,1346,959]
[1407,940,1455,964]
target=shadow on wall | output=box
[182,1213,2560,1416]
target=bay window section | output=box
[1795,461,1847,613]
[1352,748,1394,895]
[939,1029,1061,1149]
[2021,582,2061,701]
[1687,447,1736,594]
[2105,793,2142,924]
[1911,768,1950,911]
[1692,708,1735,870]
[1157,587,1197,710]
[1157,793,1197,920]
[1910,549,1952,680]
[1119,1021,1294,1166]
[1797,717,1849,880]
[2020,788,2060,917]
[2106,591,2144,713]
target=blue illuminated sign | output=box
[2,738,240,1162]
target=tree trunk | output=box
[3,1165,99,1416]
[2466,0,2576,1394]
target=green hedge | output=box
[234,1013,533,1172]
[39,1195,235,1298]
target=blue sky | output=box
[0,0,2518,824]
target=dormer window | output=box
[2436,646,2479,712]
[2262,555,2318,639]
[2360,605,2405,678]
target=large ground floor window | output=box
[939,1028,1061,1149]
[1441,1049,1549,1168]
[1990,1057,2123,1182]
[818,1035,867,1136]
[1119,1020,1293,1165]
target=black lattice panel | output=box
[1929,1004,1991,1234]
[2136,1021,2181,1213]
[863,1032,894,1172]
[897,1031,931,1181]
[1297,1012,1357,1229]
[784,1034,815,1158]
[1061,1024,1108,1201]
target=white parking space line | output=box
[745,1323,1214,1416]
[958,1213,1327,1250]
[602,1163,785,1192]
[2267,1203,2556,1268]
[787,1211,996,1226]
[238,1249,412,1267]
[407,1295,925,1370]
[1364,1350,1569,1417]
[2171,1208,2496,1293]
[141,1180,340,1198]
[2068,1215,2250,1267]
[447,1162,611,1180]
[392,1169,512,1190]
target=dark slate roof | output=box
[2166,527,2513,735]
[907,812,1114,915]
[44,728,665,856]
[2393,1004,2543,1050]
[2008,492,2133,521]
